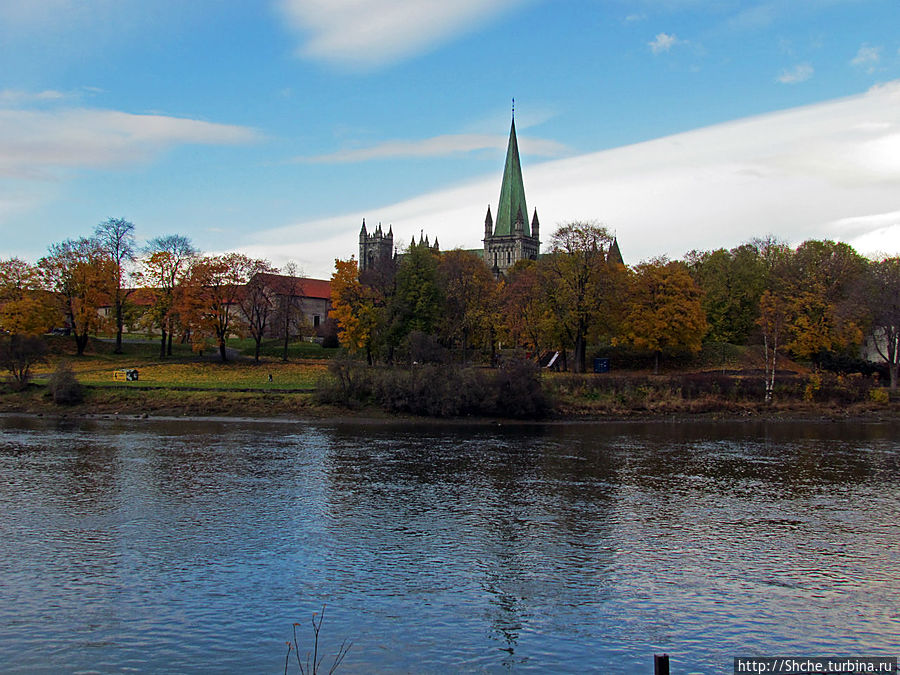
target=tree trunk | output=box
[75,331,89,356]
[218,338,228,363]
[574,333,586,373]
[114,301,124,354]
[654,350,660,376]
[167,329,173,356]
[160,329,167,359]
[254,338,261,363]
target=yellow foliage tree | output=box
[616,258,708,374]
[329,258,377,361]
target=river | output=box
[0,415,897,673]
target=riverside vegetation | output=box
[1,219,899,419]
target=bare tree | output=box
[237,261,278,362]
[94,217,136,353]
[274,261,305,361]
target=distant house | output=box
[247,273,332,338]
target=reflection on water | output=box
[0,415,898,674]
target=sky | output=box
[1,0,899,279]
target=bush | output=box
[48,361,84,405]
[314,353,372,408]
[0,333,48,390]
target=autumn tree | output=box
[138,235,197,358]
[0,257,55,336]
[329,257,378,363]
[39,238,116,356]
[543,222,622,373]
[182,253,262,362]
[778,240,868,361]
[616,258,708,374]
[94,217,136,353]
[501,260,554,359]
[0,334,48,389]
[437,249,498,361]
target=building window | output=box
[507,251,511,265]
[313,315,320,327]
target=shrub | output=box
[48,361,84,405]
[314,353,372,408]
[0,334,48,390]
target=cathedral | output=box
[358,111,543,277]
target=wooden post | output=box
[654,653,670,675]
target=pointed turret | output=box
[484,206,493,239]
[607,237,624,266]
[432,237,439,251]
[494,116,529,237]
[359,218,368,241]
[531,209,540,241]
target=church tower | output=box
[359,219,394,271]
[483,108,540,278]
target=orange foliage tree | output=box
[616,258,708,374]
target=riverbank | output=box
[2,381,897,423]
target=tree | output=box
[757,290,787,403]
[94,217,136,353]
[437,249,498,361]
[182,253,261,362]
[329,258,378,362]
[858,257,900,389]
[138,235,197,358]
[686,244,767,344]
[543,222,621,373]
[38,238,116,356]
[389,239,443,353]
[0,258,55,335]
[237,261,278,362]
[616,258,708,374]
[273,262,305,362]
[778,240,868,361]
[0,334,48,389]
[501,260,554,359]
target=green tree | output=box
[686,243,767,344]
[616,258,708,374]
[389,239,443,356]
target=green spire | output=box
[494,116,529,237]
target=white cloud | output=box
[851,44,881,72]
[244,80,900,278]
[0,108,261,178]
[649,32,679,54]
[276,0,531,69]
[777,63,813,84]
[297,133,568,163]
[0,89,67,104]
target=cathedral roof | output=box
[494,116,530,237]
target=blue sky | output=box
[1,0,899,278]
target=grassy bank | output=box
[1,336,897,421]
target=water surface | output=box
[0,415,897,673]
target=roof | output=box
[251,273,332,300]
[494,117,530,237]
